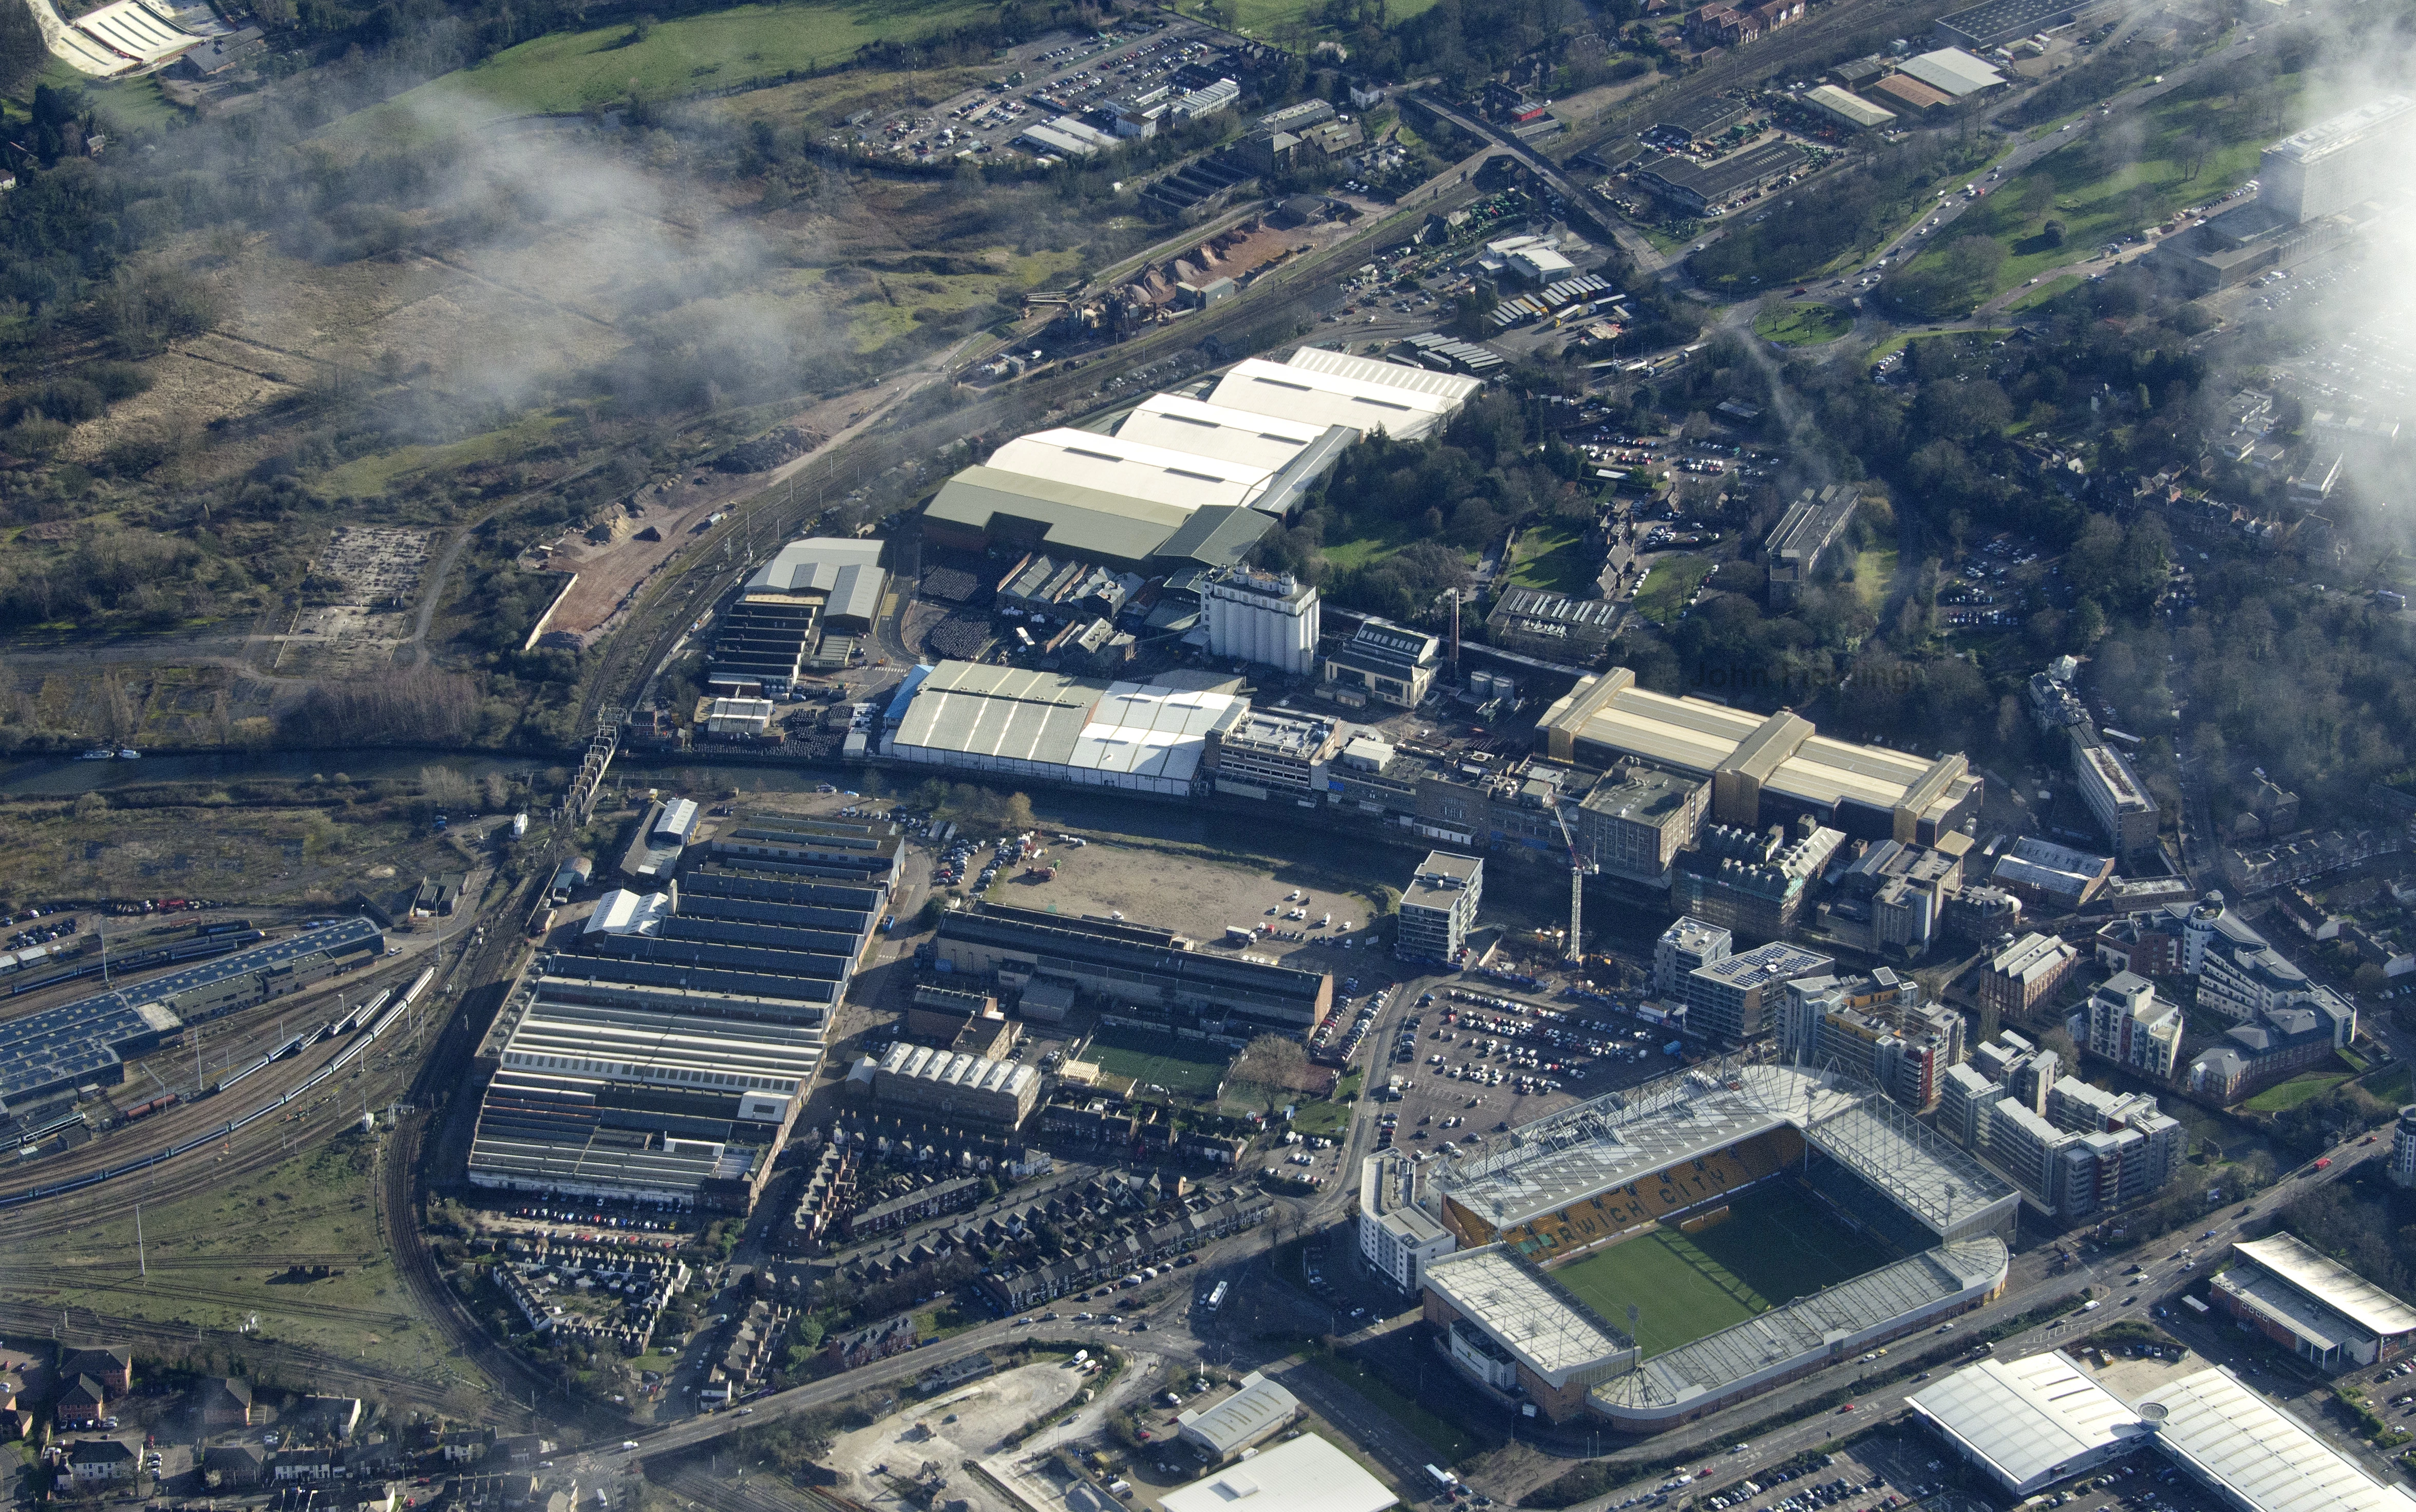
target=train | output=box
[118,1093,178,1125]
[0,962,441,1208]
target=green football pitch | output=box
[1550,1183,1897,1355]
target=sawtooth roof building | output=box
[1537,668,1980,843]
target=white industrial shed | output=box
[1208,357,1460,440]
[1175,1370,1299,1458]
[1117,393,1349,471]
[1898,47,2005,97]
[744,537,886,626]
[1160,1435,1396,1512]
[983,428,1276,515]
[883,660,1248,797]
[1905,1351,2147,1495]
[1284,345,1487,403]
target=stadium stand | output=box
[1496,1127,1803,1260]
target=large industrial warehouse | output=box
[1537,668,1981,843]
[709,537,885,693]
[467,995,824,1211]
[882,660,1250,798]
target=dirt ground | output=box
[827,1355,1159,1512]
[1005,835,1386,972]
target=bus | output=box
[1205,1281,1228,1311]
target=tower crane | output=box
[1553,802,1596,966]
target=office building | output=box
[1324,617,1442,708]
[934,903,1332,1032]
[1359,1149,1456,1291]
[2071,740,2158,863]
[1762,484,1861,607]
[1670,820,1844,941]
[1399,852,1483,963]
[1538,668,1981,843]
[2073,972,2184,1080]
[2392,1106,2416,1190]
[1209,708,1342,801]
[1200,568,1321,674]
[2257,96,2416,224]
[1654,916,1731,1000]
[1684,941,1833,1044]
[1578,765,1709,886]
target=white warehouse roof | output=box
[1899,47,2005,96]
[886,660,1249,798]
[1116,392,1352,471]
[1208,357,1459,440]
[2233,1233,2416,1338]
[984,427,1275,514]
[1907,1352,2144,1495]
[1284,344,1486,402]
[1160,1435,1396,1512]
[2146,1366,2416,1512]
[1175,1370,1298,1456]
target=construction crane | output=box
[1553,803,1595,966]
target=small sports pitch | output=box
[1084,1026,1232,1099]
[1551,1182,1895,1356]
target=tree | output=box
[1002,791,1036,833]
[1233,1034,1316,1094]
[2043,219,2066,248]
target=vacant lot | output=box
[1552,1183,1893,1355]
[1006,834,1381,972]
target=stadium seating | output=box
[1501,1129,1805,1262]
[1801,1153,1936,1259]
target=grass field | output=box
[1553,1184,1895,1355]
[1506,523,1596,594]
[373,0,992,126]
[1753,303,1854,346]
[1319,516,1449,573]
[1634,554,1713,624]
[1167,0,1443,40]
[1897,61,2306,306]
[2244,1071,2350,1113]
[1851,545,1897,614]
[1087,1027,1231,1098]
[1301,1342,1484,1463]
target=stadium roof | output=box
[1803,1094,2015,1240]
[1595,1238,2008,1423]
[1117,393,1351,471]
[924,464,1193,568]
[1160,1435,1396,1512]
[1208,357,1458,440]
[1283,345,1486,402]
[1906,1350,2144,1494]
[2232,1234,2416,1337]
[984,428,1277,514]
[2145,1367,2416,1512]
[1436,1062,1862,1233]
[1899,47,2004,96]
[1422,1246,1632,1386]
[1175,1371,1299,1456]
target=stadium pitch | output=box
[1551,1182,1896,1355]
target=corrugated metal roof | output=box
[1283,345,1486,402]
[1900,47,2004,96]
[747,537,882,592]
[985,427,1276,513]
[1907,1351,2138,1491]
[2234,1234,2416,1337]
[2150,1366,2416,1512]
[1117,393,1346,471]
[924,466,1190,566]
[1209,358,1456,440]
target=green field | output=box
[1506,524,1596,594]
[2244,1071,2350,1113]
[1896,60,2306,308]
[1634,554,1714,624]
[1552,1184,1895,1356]
[1302,1343,1484,1463]
[1087,1027,1231,1098]
[369,0,992,126]
[1752,302,1854,347]
[1167,0,1444,40]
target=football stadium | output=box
[1420,1061,2015,1428]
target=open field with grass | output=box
[1753,302,1854,346]
[1634,554,1714,624]
[0,1133,442,1385]
[1167,0,1443,40]
[1897,61,2305,306]
[2244,1071,2350,1113]
[1320,516,1445,573]
[1506,524,1595,594]
[1301,1342,1484,1463]
[1552,1183,1894,1355]
[1852,546,1897,614]
[379,0,994,126]
[2009,273,2083,311]
[1086,1027,1231,1099]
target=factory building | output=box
[1538,668,1980,843]
[1398,851,1483,964]
[559,863,888,1017]
[1931,0,2098,50]
[871,1041,1042,1129]
[1116,394,1358,519]
[883,660,1248,799]
[1206,356,1462,441]
[1208,708,1343,801]
[1323,617,1442,709]
[934,902,1332,1033]
[982,428,1286,517]
[1200,568,1320,675]
[1632,140,1807,216]
[1895,48,2005,98]
[466,994,824,1212]
[709,538,884,694]
[707,812,901,883]
[1801,84,1894,130]
[921,464,1272,573]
